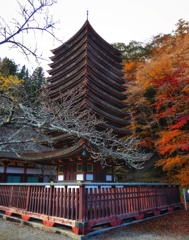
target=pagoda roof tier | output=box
[86,81,128,108]
[47,68,85,95]
[50,20,121,62]
[48,21,124,80]
[47,69,125,99]
[86,69,125,98]
[86,91,129,117]
[47,58,125,93]
[48,43,123,82]
[86,99,130,126]
[49,79,128,110]
[86,50,124,83]
[47,69,126,103]
[48,43,86,76]
[96,123,132,137]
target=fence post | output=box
[48,185,53,216]
[43,185,55,227]
[9,186,13,207]
[79,185,86,222]
[21,186,31,221]
[6,186,14,216]
[72,185,91,235]
[25,186,31,211]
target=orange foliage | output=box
[122,61,137,82]
[136,57,173,91]
[129,29,189,186]
[156,155,189,186]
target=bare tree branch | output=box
[0,0,61,61]
[34,164,57,182]
[0,83,152,169]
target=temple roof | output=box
[0,139,85,164]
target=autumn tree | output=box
[131,19,189,185]
[118,39,158,152]
[153,33,189,186]
[116,19,189,184]
[0,58,23,94]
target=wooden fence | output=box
[0,182,182,235]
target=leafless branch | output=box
[0,83,152,169]
[34,163,57,181]
[0,0,61,61]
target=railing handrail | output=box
[0,181,179,187]
[0,181,181,235]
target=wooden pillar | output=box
[2,166,7,182]
[22,164,27,183]
[72,185,91,235]
[79,185,87,221]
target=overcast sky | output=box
[1,0,189,75]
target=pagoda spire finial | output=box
[87,10,89,20]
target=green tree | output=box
[31,67,45,89]
[174,19,189,35]
[112,41,149,62]
[0,57,18,77]
[24,67,45,102]
[17,65,30,81]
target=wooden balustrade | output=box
[0,182,182,235]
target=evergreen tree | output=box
[24,67,45,102]
[17,65,30,81]
[0,57,18,77]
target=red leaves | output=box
[99,209,189,239]
[123,29,189,185]
[181,144,189,151]
[169,114,189,129]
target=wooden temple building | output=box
[0,20,131,183]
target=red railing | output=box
[0,182,182,235]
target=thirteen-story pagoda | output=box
[46,20,131,182]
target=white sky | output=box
[1,0,189,76]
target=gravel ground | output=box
[1,209,189,240]
[0,218,75,240]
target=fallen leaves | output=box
[90,208,189,240]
